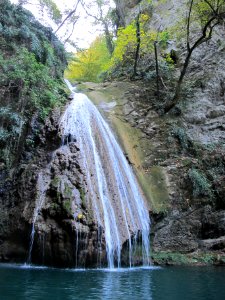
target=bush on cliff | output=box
[0,0,67,167]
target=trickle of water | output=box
[60,81,151,269]
[65,79,76,93]
[97,226,103,268]
[27,172,50,264]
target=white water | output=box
[27,171,50,264]
[60,81,151,268]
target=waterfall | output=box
[27,171,50,264]
[60,81,151,268]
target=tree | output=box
[54,0,80,35]
[80,0,115,56]
[18,0,115,50]
[18,0,62,24]
[133,6,141,77]
[16,0,81,46]
[65,35,111,82]
[165,0,225,113]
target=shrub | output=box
[0,107,24,146]
[172,126,189,149]
[188,168,213,198]
[0,0,66,70]
[0,0,67,167]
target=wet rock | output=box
[199,236,225,251]
[206,106,225,118]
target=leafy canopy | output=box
[106,13,171,76]
[65,36,111,82]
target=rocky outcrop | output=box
[119,81,225,262]
[115,0,225,144]
[0,108,103,267]
[0,1,69,266]
[82,79,225,265]
[115,0,142,26]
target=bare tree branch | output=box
[54,0,81,34]
[164,0,225,113]
[80,0,114,55]
[187,0,194,52]
[63,17,79,45]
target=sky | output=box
[10,0,115,51]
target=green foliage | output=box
[165,0,225,44]
[152,251,191,265]
[63,184,73,199]
[66,3,173,81]
[0,0,66,70]
[106,12,171,78]
[193,0,225,26]
[172,126,189,149]
[65,36,111,82]
[18,0,62,24]
[111,21,137,65]
[0,0,67,167]
[151,251,221,265]
[0,107,23,146]
[0,48,66,118]
[188,168,213,198]
[63,200,72,214]
[39,0,62,24]
[145,59,174,82]
[80,189,85,205]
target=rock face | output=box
[113,0,225,263]
[115,0,142,26]
[82,75,225,265]
[28,142,102,268]
[0,88,150,268]
[0,0,68,266]
[0,109,104,267]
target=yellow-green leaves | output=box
[40,0,62,23]
[112,23,137,63]
[106,14,171,74]
[65,36,111,82]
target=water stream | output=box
[27,171,50,264]
[60,80,151,268]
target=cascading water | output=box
[27,171,50,264]
[60,80,151,269]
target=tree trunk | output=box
[103,21,114,56]
[133,12,141,77]
[154,41,160,102]
[54,0,80,35]
[164,49,193,113]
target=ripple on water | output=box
[0,264,225,300]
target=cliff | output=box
[0,0,70,265]
[111,0,225,264]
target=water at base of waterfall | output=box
[1,264,225,300]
